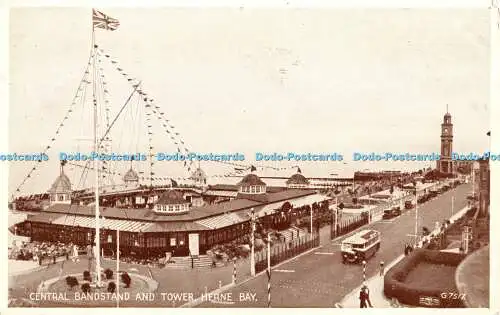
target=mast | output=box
[92,20,102,285]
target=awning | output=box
[304,194,331,204]
[289,194,330,208]
[145,221,210,232]
[196,212,246,230]
[203,190,238,197]
[9,211,29,226]
[51,215,153,232]
[26,212,64,224]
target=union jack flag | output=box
[92,9,120,31]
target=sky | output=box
[7,7,491,195]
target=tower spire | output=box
[446,104,449,113]
[60,160,67,175]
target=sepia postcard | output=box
[2,2,498,312]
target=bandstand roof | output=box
[237,174,266,186]
[33,189,318,230]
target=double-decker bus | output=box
[341,229,381,264]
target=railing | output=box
[330,214,369,240]
[254,233,319,273]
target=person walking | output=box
[379,261,385,276]
[359,286,368,308]
[365,285,373,307]
[360,285,373,308]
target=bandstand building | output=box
[23,171,330,258]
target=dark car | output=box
[466,194,479,201]
[404,200,414,209]
[382,208,401,220]
[418,195,429,203]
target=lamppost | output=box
[116,227,120,308]
[250,208,256,276]
[267,232,271,308]
[451,195,454,217]
[471,166,475,199]
[310,205,313,235]
[334,195,338,238]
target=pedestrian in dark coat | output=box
[359,285,373,308]
[359,287,368,308]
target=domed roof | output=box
[157,190,188,205]
[237,174,266,186]
[123,168,139,182]
[48,173,72,193]
[286,173,309,185]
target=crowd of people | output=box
[9,241,74,265]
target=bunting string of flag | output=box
[65,159,256,183]
[95,48,195,173]
[96,47,304,175]
[13,52,96,196]
[144,96,156,186]
[145,97,195,173]
[96,54,115,186]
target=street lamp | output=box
[249,208,256,276]
[310,206,313,235]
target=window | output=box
[251,186,255,193]
[51,195,55,201]
[256,186,260,193]
[58,195,64,201]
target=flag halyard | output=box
[92,9,120,31]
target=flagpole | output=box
[116,228,120,308]
[92,10,102,286]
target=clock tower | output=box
[437,107,454,174]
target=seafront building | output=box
[20,168,330,258]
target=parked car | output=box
[404,201,414,209]
[418,195,429,203]
[382,208,401,220]
[467,194,479,201]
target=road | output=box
[197,183,471,308]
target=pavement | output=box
[195,183,471,307]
